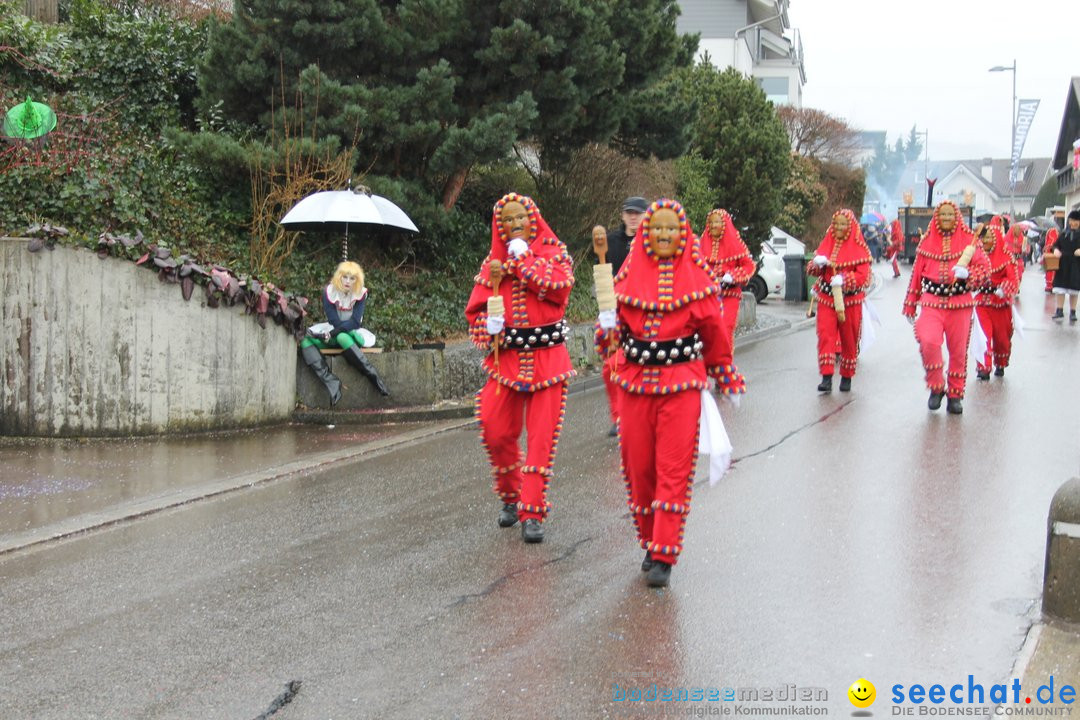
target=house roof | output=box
[902,157,1053,198]
[1052,77,1080,169]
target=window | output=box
[756,77,789,104]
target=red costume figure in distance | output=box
[888,218,904,278]
[605,199,746,587]
[973,217,1020,380]
[698,208,756,365]
[465,193,576,544]
[1045,226,1059,292]
[902,200,991,415]
[806,209,873,393]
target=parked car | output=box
[747,240,785,303]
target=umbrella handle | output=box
[342,224,349,261]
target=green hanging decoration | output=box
[3,96,57,139]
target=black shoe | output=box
[641,551,654,572]
[498,503,518,528]
[976,370,990,381]
[839,376,851,392]
[946,397,963,415]
[994,367,1005,377]
[928,391,944,411]
[521,518,544,543]
[1052,309,1065,320]
[608,423,618,437]
[817,375,833,392]
[1071,312,1077,323]
[646,560,672,588]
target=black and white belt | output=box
[620,331,702,366]
[921,278,967,297]
[501,320,569,349]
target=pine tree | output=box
[197,0,694,215]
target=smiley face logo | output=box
[848,679,876,708]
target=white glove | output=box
[813,255,829,267]
[906,315,916,326]
[952,265,969,280]
[830,274,844,288]
[507,238,529,258]
[598,309,617,330]
[485,315,505,335]
[721,272,734,285]
[994,288,1005,298]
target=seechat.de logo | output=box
[848,678,876,708]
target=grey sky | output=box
[787,0,1076,163]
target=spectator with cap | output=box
[592,196,648,437]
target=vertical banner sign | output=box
[1011,99,1040,186]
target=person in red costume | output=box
[887,218,904,278]
[465,193,576,544]
[597,198,746,588]
[806,209,873,393]
[902,200,991,415]
[698,208,756,361]
[1005,223,1027,291]
[973,217,1020,380]
[1044,226,1060,292]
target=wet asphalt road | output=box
[1,265,1078,719]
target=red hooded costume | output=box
[902,201,991,401]
[806,209,873,381]
[974,217,1020,375]
[609,199,745,569]
[1045,226,1060,291]
[465,193,576,524]
[698,208,756,360]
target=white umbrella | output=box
[280,186,418,259]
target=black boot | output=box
[646,560,672,587]
[341,344,390,396]
[498,502,518,528]
[976,368,990,381]
[641,551,654,572]
[946,397,963,415]
[994,367,1005,377]
[1052,309,1064,320]
[1071,311,1077,323]
[928,391,944,411]
[839,376,851,392]
[521,518,544,543]
[817,375,833,392]
[300,345,342,406]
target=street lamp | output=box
[989,60,1016,216]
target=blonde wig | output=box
[331,261,365,295]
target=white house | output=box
[890,157,1052,218]
[676,0,805,107]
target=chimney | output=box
[981,158,993,183]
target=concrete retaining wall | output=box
[0,239,297,437]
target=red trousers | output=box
[1046,270,1056,291]
[476,379,568,522]
[720,294,740,363]
[618,390,701,566]
[816,300,862,378]
[602,354,620,424]
[914,306,972,398]
[975,305,1013,372]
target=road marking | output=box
[1052,521,1080,538]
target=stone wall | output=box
[0,239,297,436]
